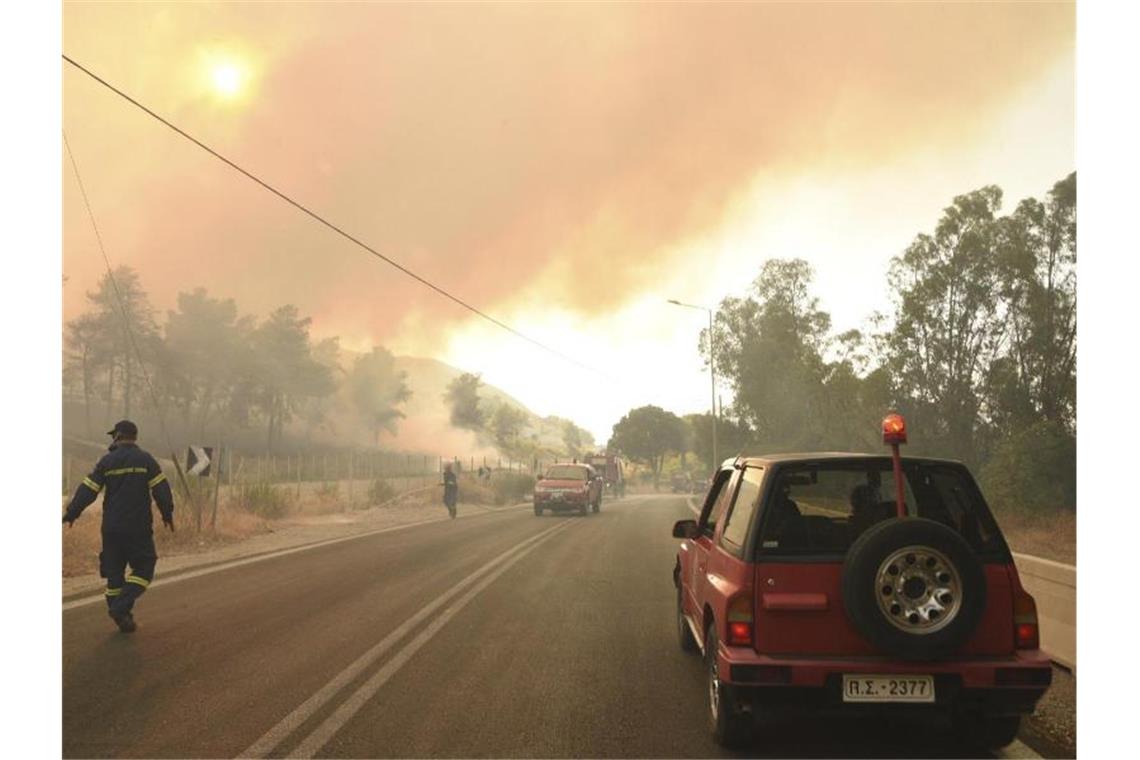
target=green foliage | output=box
[609,405,686,483]
[490,472,535,505]
[683,413,756,471]
[689,174,1076,513]
[367,478,398,505]
[231,482,294,519]
[444,373,486,430]
[979,421,1075,514]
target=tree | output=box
[348,346,412,444]
[82,266,160,419]
[161,288,255,439]
[684,412,754,471]
[490,404,529,454]
[987,172,1076,432]
[885,186,1006,463]
[609,405,686,486]
[560,419,595,458]
[63,313,104,437]
[703,258,831,450]
[444,373,485,430]
[250,305,336,452]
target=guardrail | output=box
[1013,553,1076,671]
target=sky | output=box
[61,1,1075,444]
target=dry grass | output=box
[991,507,1076,565]
[61,500,273,578]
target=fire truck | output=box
[585,453,625,498]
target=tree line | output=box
[610,173,1076,512]
[443,372,596,463]
[64,271,410,453]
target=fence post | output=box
[347,451,354,511]
[211,440,222,531]
[296,454,301,500]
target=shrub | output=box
[368,478,397,506]
[979,420,1075,514]
[231,482,294,519]
[491,472,535,505]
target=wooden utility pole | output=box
[210,440,221,531]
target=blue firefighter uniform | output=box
[64,422,174,630]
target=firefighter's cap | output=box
[107,420,139,438]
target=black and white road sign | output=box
[187,446,213,477]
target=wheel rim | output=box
[707,643,720,723]
[874,544,962,634]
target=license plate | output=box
[842,675,934,703]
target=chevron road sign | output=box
[186,445,213,477]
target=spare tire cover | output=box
[841,517,986,661]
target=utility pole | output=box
[668,299,718,468]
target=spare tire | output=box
[841,517,986,660]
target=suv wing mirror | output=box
[672,519,699,539]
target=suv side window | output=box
[699,470,735,538]
[719,466,764,555]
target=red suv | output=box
[534,463,603,516]
[672,417,1051,749]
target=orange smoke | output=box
[63,2,1073,351]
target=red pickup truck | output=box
[672,415,1051,749]
[534,463,603,516]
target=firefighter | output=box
[442,462,458,519]
[63,420,175,633]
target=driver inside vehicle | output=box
[848,477,892,541]
[766,481,806,547]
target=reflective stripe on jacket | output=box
[65,443,175,532]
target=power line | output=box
[61,53,610,380]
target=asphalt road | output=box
[63,494,1040,759]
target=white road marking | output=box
[62,503,532,611]
[285,519,573,758]
[239,519,573,758]
[1000,739,1042,758]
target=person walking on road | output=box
[442,462,458,519]
[63,420,175,633]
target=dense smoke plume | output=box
[63,2,1073,352]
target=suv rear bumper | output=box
[718,646,1052,716]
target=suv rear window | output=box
[755,460,1006,559]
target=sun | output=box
[210,61,246,99]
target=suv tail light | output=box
[726,595,753,646]
[1013,588,1040,650]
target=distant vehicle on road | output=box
[670,473,692,493]
[534,463,603,516]
[671,414,1051,749]
[586,453,625,498]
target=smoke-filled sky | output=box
[62,1,1074,443]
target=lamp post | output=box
[667,299,718,468]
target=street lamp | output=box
[667,299,718,468]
